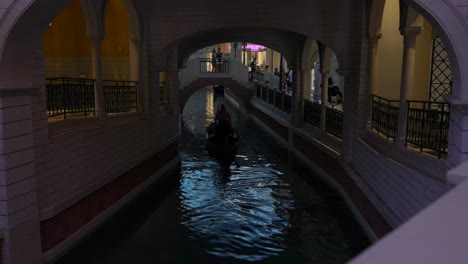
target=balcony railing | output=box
[371,95,450,159]
[46,77,95,119]
[303,99,320,128]
[103,80,138,113]
[406,100,450,159]
[326,107,343,139]
[199,58,230,74]
[254,82,291,113]
[46,77,139,119]
[371,95,399,141]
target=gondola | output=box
[206,121,239,154]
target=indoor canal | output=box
[58,87,370,264]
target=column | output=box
[130,39,147,117]
[166,46,178,115]
[320,69,330,132]
[396,27,422,146]
[302,68,313,101]
[444,96,468,169]
[90,37,107,124]
[0,89,42,264]
[364,34,382,132]
[291,68,304,127]
[338,69,358,163]
[313,62,321,101]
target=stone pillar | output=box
[313,62,321,101]
[320,69,330,132]
[166,46,178,114]
[292,68,304,127]
[302,68,313,101]
[338,69,358,163]
[364,34,382,131]
[0,89,42,264]
[90,37,107,124]
[444,96,468,169]
[396,27,422,146]
[266,49,274,73]
[130,39,147,117]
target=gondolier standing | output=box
[215,104,232,149]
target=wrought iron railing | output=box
[406,100,450,159]
[46,78,139,119]
[371,95,399,141]
[303,99,320,127]
[326,107,343,139]
[199,58,230,74]
[46,77,95,118]
[103,80,138,113]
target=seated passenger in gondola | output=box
[215,104,232,140]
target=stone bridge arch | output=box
[179,77,252,113]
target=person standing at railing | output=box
[249,57,257,82]
[216,48,223,72]
[286,69,293,94]
[211,49,217,72]
[327,77,343,105]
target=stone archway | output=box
[179,77,252,113]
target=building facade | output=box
[0,0,467,263]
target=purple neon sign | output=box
[244,44,267,52]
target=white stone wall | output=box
[352,140,451,227]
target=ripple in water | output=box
[178,153,295,261]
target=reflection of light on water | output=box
[180,87,295,261]
[178,157,294,261]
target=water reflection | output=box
[57,86,369,264]
[180,88,294,261]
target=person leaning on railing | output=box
[327,77,343,105]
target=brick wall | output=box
[40,140,179,251]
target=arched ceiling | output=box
[174,27,308,68]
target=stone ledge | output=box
[0,88,39,97]
[447,159,468,185]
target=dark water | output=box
[57,87,369,264]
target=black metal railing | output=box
[406,100,450,159]
[371,95,399,141]
[46,77,140,119]
[303,99,320,127]
[46,77,95,118]
[326,107,343,139]
[103,80,138,113]
[199,59,230,74]
[160,81,166,109]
